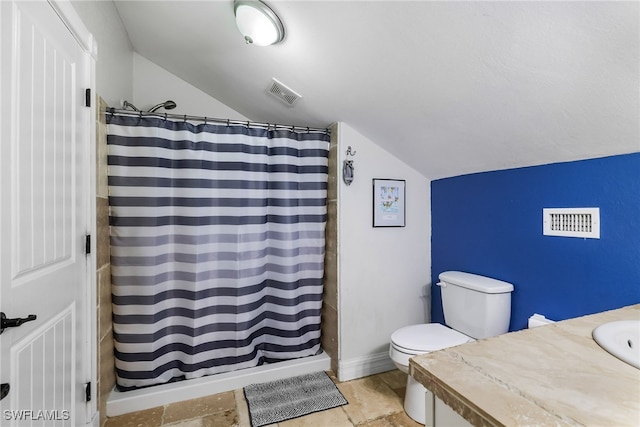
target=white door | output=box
[0,1,92,425]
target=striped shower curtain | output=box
[106,113,330,390]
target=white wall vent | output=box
[267,78,302,107]
[543,208,600,239]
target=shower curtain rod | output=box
[107,107,331,135]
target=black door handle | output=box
[0,312,37,334]
[0,383,9,401]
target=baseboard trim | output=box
[337,352,396,382]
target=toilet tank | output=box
[438,271,514,339]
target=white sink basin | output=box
[592,320,640,369]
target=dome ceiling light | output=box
[234,0,285,46]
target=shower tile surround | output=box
[97,96,116,426]
[103,370,420,427]
[321,124,339,374]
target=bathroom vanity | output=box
[409,304,640,426]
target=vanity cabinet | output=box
[434,396,471,427]
[423,391,472,427]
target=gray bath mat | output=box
[243,371,348,426]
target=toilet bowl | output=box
[389,323,474,424]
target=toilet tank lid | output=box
[438,271,514,293]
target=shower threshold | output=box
[106,350,331,417]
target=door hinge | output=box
[85,88,92,107]
[85,382,91,402]
[85,234,91,255]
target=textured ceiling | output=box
[114,1,639,180]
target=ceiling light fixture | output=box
[234,0,285,46]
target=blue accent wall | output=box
[431,153,640,331]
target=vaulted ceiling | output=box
[114,1,639,180]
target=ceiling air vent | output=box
[543,208,600,239]
[268,78,302,107]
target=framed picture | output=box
[372,179,406,227]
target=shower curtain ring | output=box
[227,119,230,127]
[204,117,207,125]
[307,127,310,134]
[164,112,167,121]
[184,115,187,122]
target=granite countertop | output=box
[409,304,640,426]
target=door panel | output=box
[0,1,90,425]
[13,0,76,279]
[12,307,74,424]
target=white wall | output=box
[133,54,248,120]
[70,3,246,121]
[336,123,431,381]
[71,0,133,106]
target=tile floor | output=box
[103,370,422,427]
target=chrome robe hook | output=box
[343,160,354,186]
[343,146,356,186]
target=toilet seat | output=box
[390,323,473,353]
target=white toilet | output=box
[389,271,514,425]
